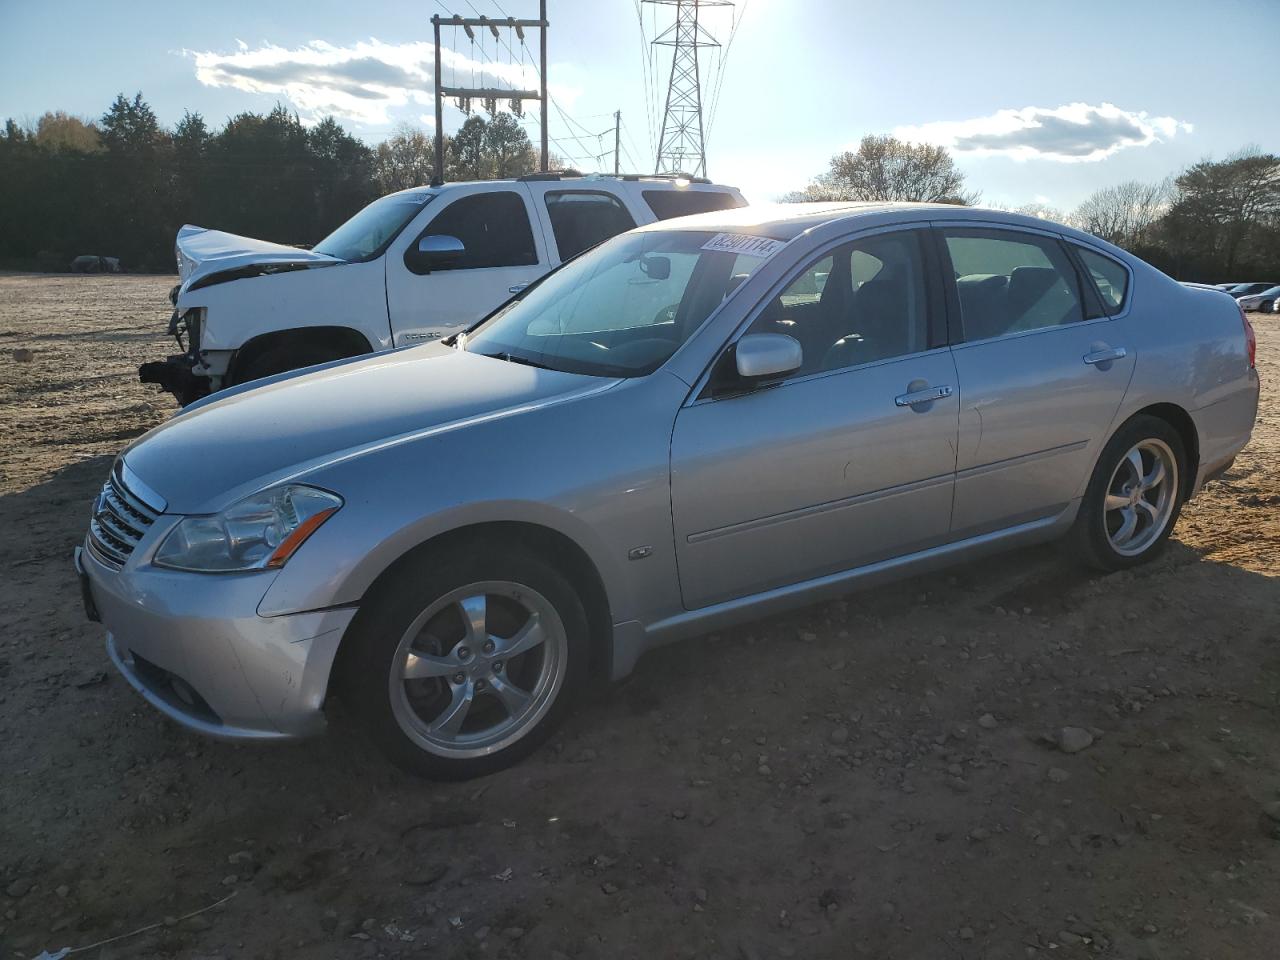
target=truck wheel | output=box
[232,343,348,386]
[340,542,589,780]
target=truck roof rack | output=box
[516,171,712,185]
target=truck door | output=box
[523,185,639,268]
[384,184,551,346]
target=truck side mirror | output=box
[406,235,466,274]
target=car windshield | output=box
[464,230,772,377]
[313,192,434,262]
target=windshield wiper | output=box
[478,351,556,371]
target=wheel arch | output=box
[228,326,373,384]
[327,520,615,702]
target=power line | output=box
[705,0,747,149]
[632,0,657,164]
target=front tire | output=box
[1069,415,1186,571]
[341,542,589,779]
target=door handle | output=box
[895,384,953,407]
[508,282,531,294]
[1083,346,1127,365]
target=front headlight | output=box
[155,484,342,573]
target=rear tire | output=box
[1069,414,1187,571]
[340,541,589,780]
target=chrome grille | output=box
[88,471,159,567]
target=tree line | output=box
[4,95,1278,283]
[0,93,544,272]
[791,135,1280,283]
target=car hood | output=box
[122,345,619,515]
[175,224,341,290]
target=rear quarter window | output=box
[643,189,745,220]
[1075,247,1129,314]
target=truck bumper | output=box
[139,355,209,406]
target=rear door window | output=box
[643,189,745,221]
[941,230,1084,341]
[1074,247,1129,314]
[418,191,538,269]
[544,191,636,261]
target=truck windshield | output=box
[313,192,434,262]
[465,230,774,378]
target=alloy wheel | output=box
[387,580,568,759]
[1103,438,1178,557]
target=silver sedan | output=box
[78,203,1260,779]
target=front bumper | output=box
[76,544,356,741]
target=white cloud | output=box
[188,38,548,127]
[893,102,1193,163]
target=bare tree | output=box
[1011,201,1071,225]
[1071,179,1171,248]
[372,124,438,193]
[787,135,978,205]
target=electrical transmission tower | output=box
[646,0,732,177]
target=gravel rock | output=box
[977,713,999,730]
[4,878,31,898]
[1056,727,1095,754]
[1047,767,1071,783]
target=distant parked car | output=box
[70,255,121,274]
[1215,283,1244,291]
[78,202,1259,778]
[1225,282,1278,298]
[140,173,747,405]
[1237,284,1280,313]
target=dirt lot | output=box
[1,273,1278,960]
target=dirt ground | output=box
[1,273,1278,960]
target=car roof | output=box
[632,201,1110,245]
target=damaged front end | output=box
[139,286,209,406]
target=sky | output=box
[2,0,1278,211]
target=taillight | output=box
[1240,302,1256,369]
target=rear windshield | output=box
[643,189,745,221]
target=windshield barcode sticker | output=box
[700,233,786,259]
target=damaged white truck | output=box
[141,174,746,404]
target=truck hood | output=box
[122,345,618,515]
[175,224,341,290]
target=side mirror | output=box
[735,333,802,380]
[639,255,671,280]
[709,333,803,397]
[407,234,466,274]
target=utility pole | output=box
[539,0,548,175]
[429,3,550,183]
[614,110,621,175]
[646,0,731,177]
